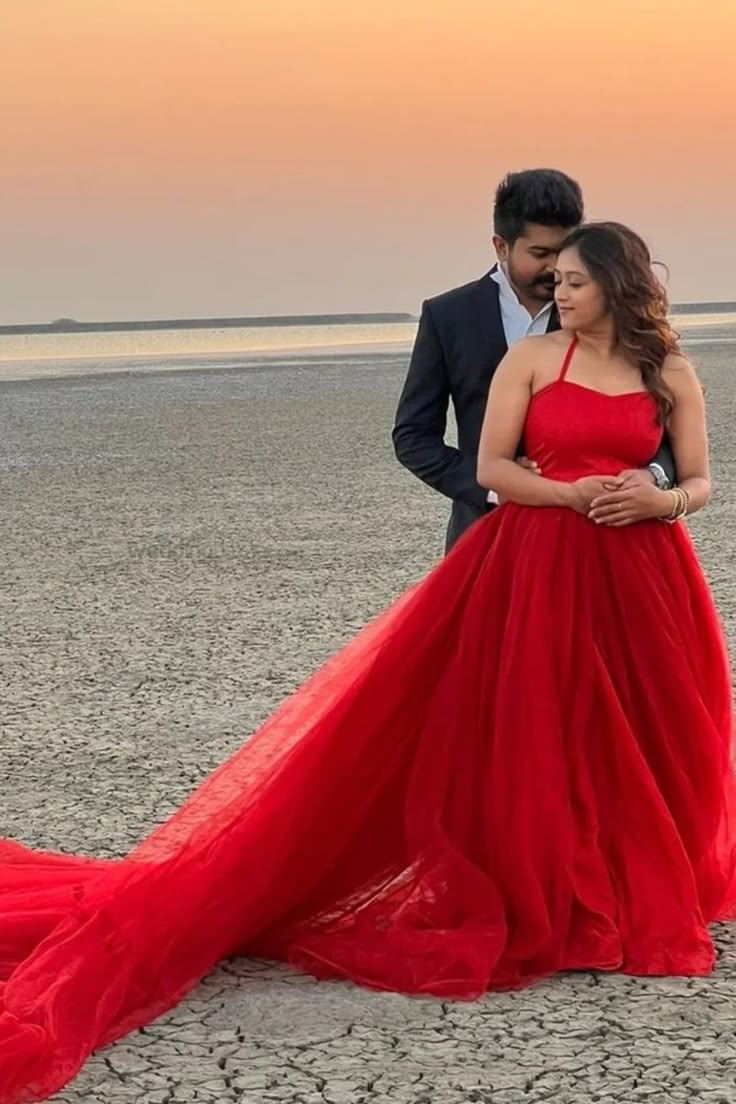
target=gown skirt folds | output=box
[1,346,735,1102]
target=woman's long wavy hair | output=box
[558,222,680,424]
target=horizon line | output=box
[1,302,734,337]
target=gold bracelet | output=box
[663,489,678,521]
[662,486,689,524]
[672,489,687,521]
[670,488,684,519]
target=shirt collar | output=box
[491,263,553,319]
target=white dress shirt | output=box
[485,266,554,504]
[490,264,554,344]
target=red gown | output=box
[2,337,735,1103]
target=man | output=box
[393,169,674,552]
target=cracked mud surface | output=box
[2,345,736,1102]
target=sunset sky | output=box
[2,0,735,323]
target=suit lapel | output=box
[475,267,508,370]
[546,306,561,333]
[476,266,560,363]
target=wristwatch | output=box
[647,462,672,491]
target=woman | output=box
[1,222,735,1103]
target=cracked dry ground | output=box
[2,347,736,1104]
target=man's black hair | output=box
[494,169,584,243]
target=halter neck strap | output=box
[559,334,579,382]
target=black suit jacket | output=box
[393,269,675,552]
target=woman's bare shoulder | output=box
[508,330,570,362]
[492,332,571,395]
[662,351,701,395]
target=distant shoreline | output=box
[1,302,734,336]
[0,312,417,336]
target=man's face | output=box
[493,223,575,304]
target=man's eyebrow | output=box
[528,246,556,254]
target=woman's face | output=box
[554,246,608,330]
